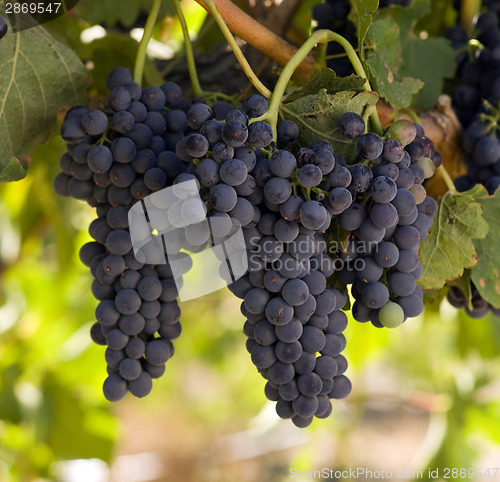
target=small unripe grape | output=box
[379,302,405,328]
[410,184,427,204]
[416,157,436,179]
[387,120,417,147]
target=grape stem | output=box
[202,0,271,98]
[173,0,204,97]
[401,108,421,125]
[253,29,383,141]
[173,0,235,102]
[195,0,318,83]
[460,0,481,36]
[133,0,161,85]
[438,165,457,195]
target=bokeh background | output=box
[1,0,500,481]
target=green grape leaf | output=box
[285,69,366,103]
[76,0,174,27]
[0,157,28,183]
[280,88,379,158]
[365,19,424,109]
[349,0,379,52]
[419,185,490,290]
[368,0,456,110]
[471,188,500,309]
[0,17,90,183]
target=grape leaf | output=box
[281,89,379,158]
[419,185,489,290]
[471,188,500,309]
[75,0,174,27]
[348,0,379,56]
[0,158,28,183]
[0,16,90,182]
[369,0,456,110]
[285,69,366,103]
[365,19,424,109]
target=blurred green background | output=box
[2,0,500,481]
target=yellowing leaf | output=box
[471,188,500,308]
[419,185,489,290]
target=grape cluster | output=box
[227,145,353,427]
[448,1,500,195]
[164,89,353,427]
[453,114,500,195]
[56,65,439,425]
[447,1,500,127]
[447,282,500,318]
[55,67,191,401]
[183,107,438,425]
[446,1,500,317]
[330,115,439,328]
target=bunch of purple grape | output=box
[55,66,439,427]
[332,115,439,329]
[56,67,191,401]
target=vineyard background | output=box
[1,0,500,481]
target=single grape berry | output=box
[338,112,365,139]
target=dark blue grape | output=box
[277,120,299,144]
[370,202,398,229]
[387,271,416,296]
[242,95,268,118]
[247,121,273,148]
[264,177,292,204]
[221,121,248,147]
[361,282,389,309]
[266,297,294,325]
[112,110,135,134]
[107,67,133,90]
[128,101,148,122]
[108,87,132,111]
[299,201,327,230]
[220,158,248,186]
[357,133,384,160]
[349,164,373,192]
[210,184,238,212]
[327,187,352,214]
[338,112,365,138]
[338,203,365,230]
[103,374,127,401]
[128,371,153,398]
[369,176,397,203]
[112,137,137,163]
[82,110,108,136]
